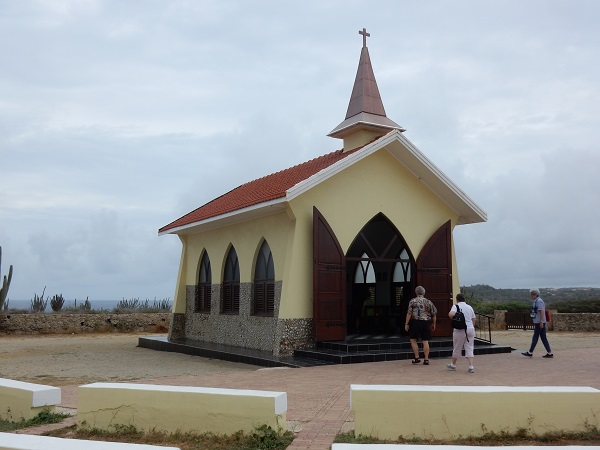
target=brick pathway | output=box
[45,346,600,449]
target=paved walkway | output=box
[43,342,600,449]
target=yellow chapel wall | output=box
[172,144,464,319]
[280,146,461,318]
[343,129,384,153]
[172,235,187,314]
[171,210,294,314]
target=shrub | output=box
[249,424,295,449]
[0,408,70,432]
[469,298,530,315]
[49,423,295,449]
[551,298,600,313]
[470,297,600,315]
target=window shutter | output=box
[254,282,265,313]
[233,283,240,311]
[222,283,232,312]
[267,282,275,313]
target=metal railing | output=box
[475,313,493,343]
[505,311,534,330]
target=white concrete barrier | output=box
[0,433,180,450]
[78,382,287,434]
[0,378,60,421]
[351,385,600,440]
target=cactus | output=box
[31,286,48,313]
[79,297,92,311]
[0,246,13,309]
[50,294,65,312]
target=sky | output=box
[1,0,599,302]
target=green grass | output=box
[0,409,71,432]
[335,423,600,446]
[46,423,295,450]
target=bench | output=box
[0,378,61,421]
[0,432,180,450]
[77,382,287,434]
[351,384,600,440]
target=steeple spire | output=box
[329,29,404,151]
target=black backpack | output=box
[451,304,467,330]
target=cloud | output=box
[3,207,179,300]
[2,0,600,302]
[455,147,600,288]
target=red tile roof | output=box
[159,148,358,233]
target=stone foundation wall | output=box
[274,318,314,355]
[180,282,279,352]
[0,313,171,334]
[171,282,314,356]
[169,313,186,340]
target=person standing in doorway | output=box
[358,291,375,333]
[522,288,553,358]
[405,286,437,365]
[447,293,477,373]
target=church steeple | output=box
[329,28,404,151]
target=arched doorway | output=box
[346,213,414,336]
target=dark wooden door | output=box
[313,207,346,341]
[416,220,453,336]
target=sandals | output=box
[411,358,430,365]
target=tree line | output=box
[461,284,600,314]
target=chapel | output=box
[159,29,486,356]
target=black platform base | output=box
[139,334,512,368]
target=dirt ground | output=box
[488,328,600,351]
[1,329,599,387]
[0,332,257,386]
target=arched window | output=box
[392,248,411,283]
[195,252,211,312]
[354,252,376,317]
[222,246,240,314]
[354,252,376,284]
[253,241,275,316]
[392,248,412,314]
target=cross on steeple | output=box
[359,28,370,48]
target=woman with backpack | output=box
[447,293,477,373]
